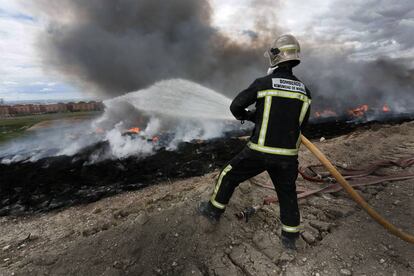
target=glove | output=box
[237,109,256,124]
[245,109,256,123]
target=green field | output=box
[0,111,102,144]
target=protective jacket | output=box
[230,66,311,157]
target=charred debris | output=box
[1,113,413,216]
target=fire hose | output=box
[299,135,414,244]
[236,135,414,244]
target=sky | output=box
[0,0,83,101]
[0,0,413,102]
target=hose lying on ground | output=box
[300,134,414,244]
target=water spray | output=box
[0,79,242,163]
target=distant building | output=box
[58,103,68,112]
[67,101,103,112]
[40,103,66,113]
[0,101,103,117]
[12,105,31,115]
[0,105,11,117]
[29,104,42,114]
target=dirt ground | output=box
[0,121,413,276]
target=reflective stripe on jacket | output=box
[230,66,311,156]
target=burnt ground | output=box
[0,121,413,275]
[0,138,245,216]
[2,115,414,217]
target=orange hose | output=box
[300,135,414,244]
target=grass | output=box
[0,111,102,144]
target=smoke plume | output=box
[31,0,414,113]
[31,0,265,97]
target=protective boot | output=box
[281,235,297,250]
[197,201,222,224]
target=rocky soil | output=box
[0,121,413,276]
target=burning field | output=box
[1,78,413,217]
[1,0,414,275]
[0,120,413,275]
[0,69,413,276]
[1,86,412,276]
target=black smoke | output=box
[31,0,414,114]
[32,0,266,96]
[298,51,414,113]
[295,0,414,113]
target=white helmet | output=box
[264,34,301,67]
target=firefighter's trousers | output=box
[210,147,300,238]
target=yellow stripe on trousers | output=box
[210,164,232,209]
[282,224,301,233]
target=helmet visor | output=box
[281,48,300,57]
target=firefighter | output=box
[198,34,311,250]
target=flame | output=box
[382,104,391,113]
[95,127,104,134]
[348,104,369,117]
[127,127,141,134]
[314,109,337,118]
